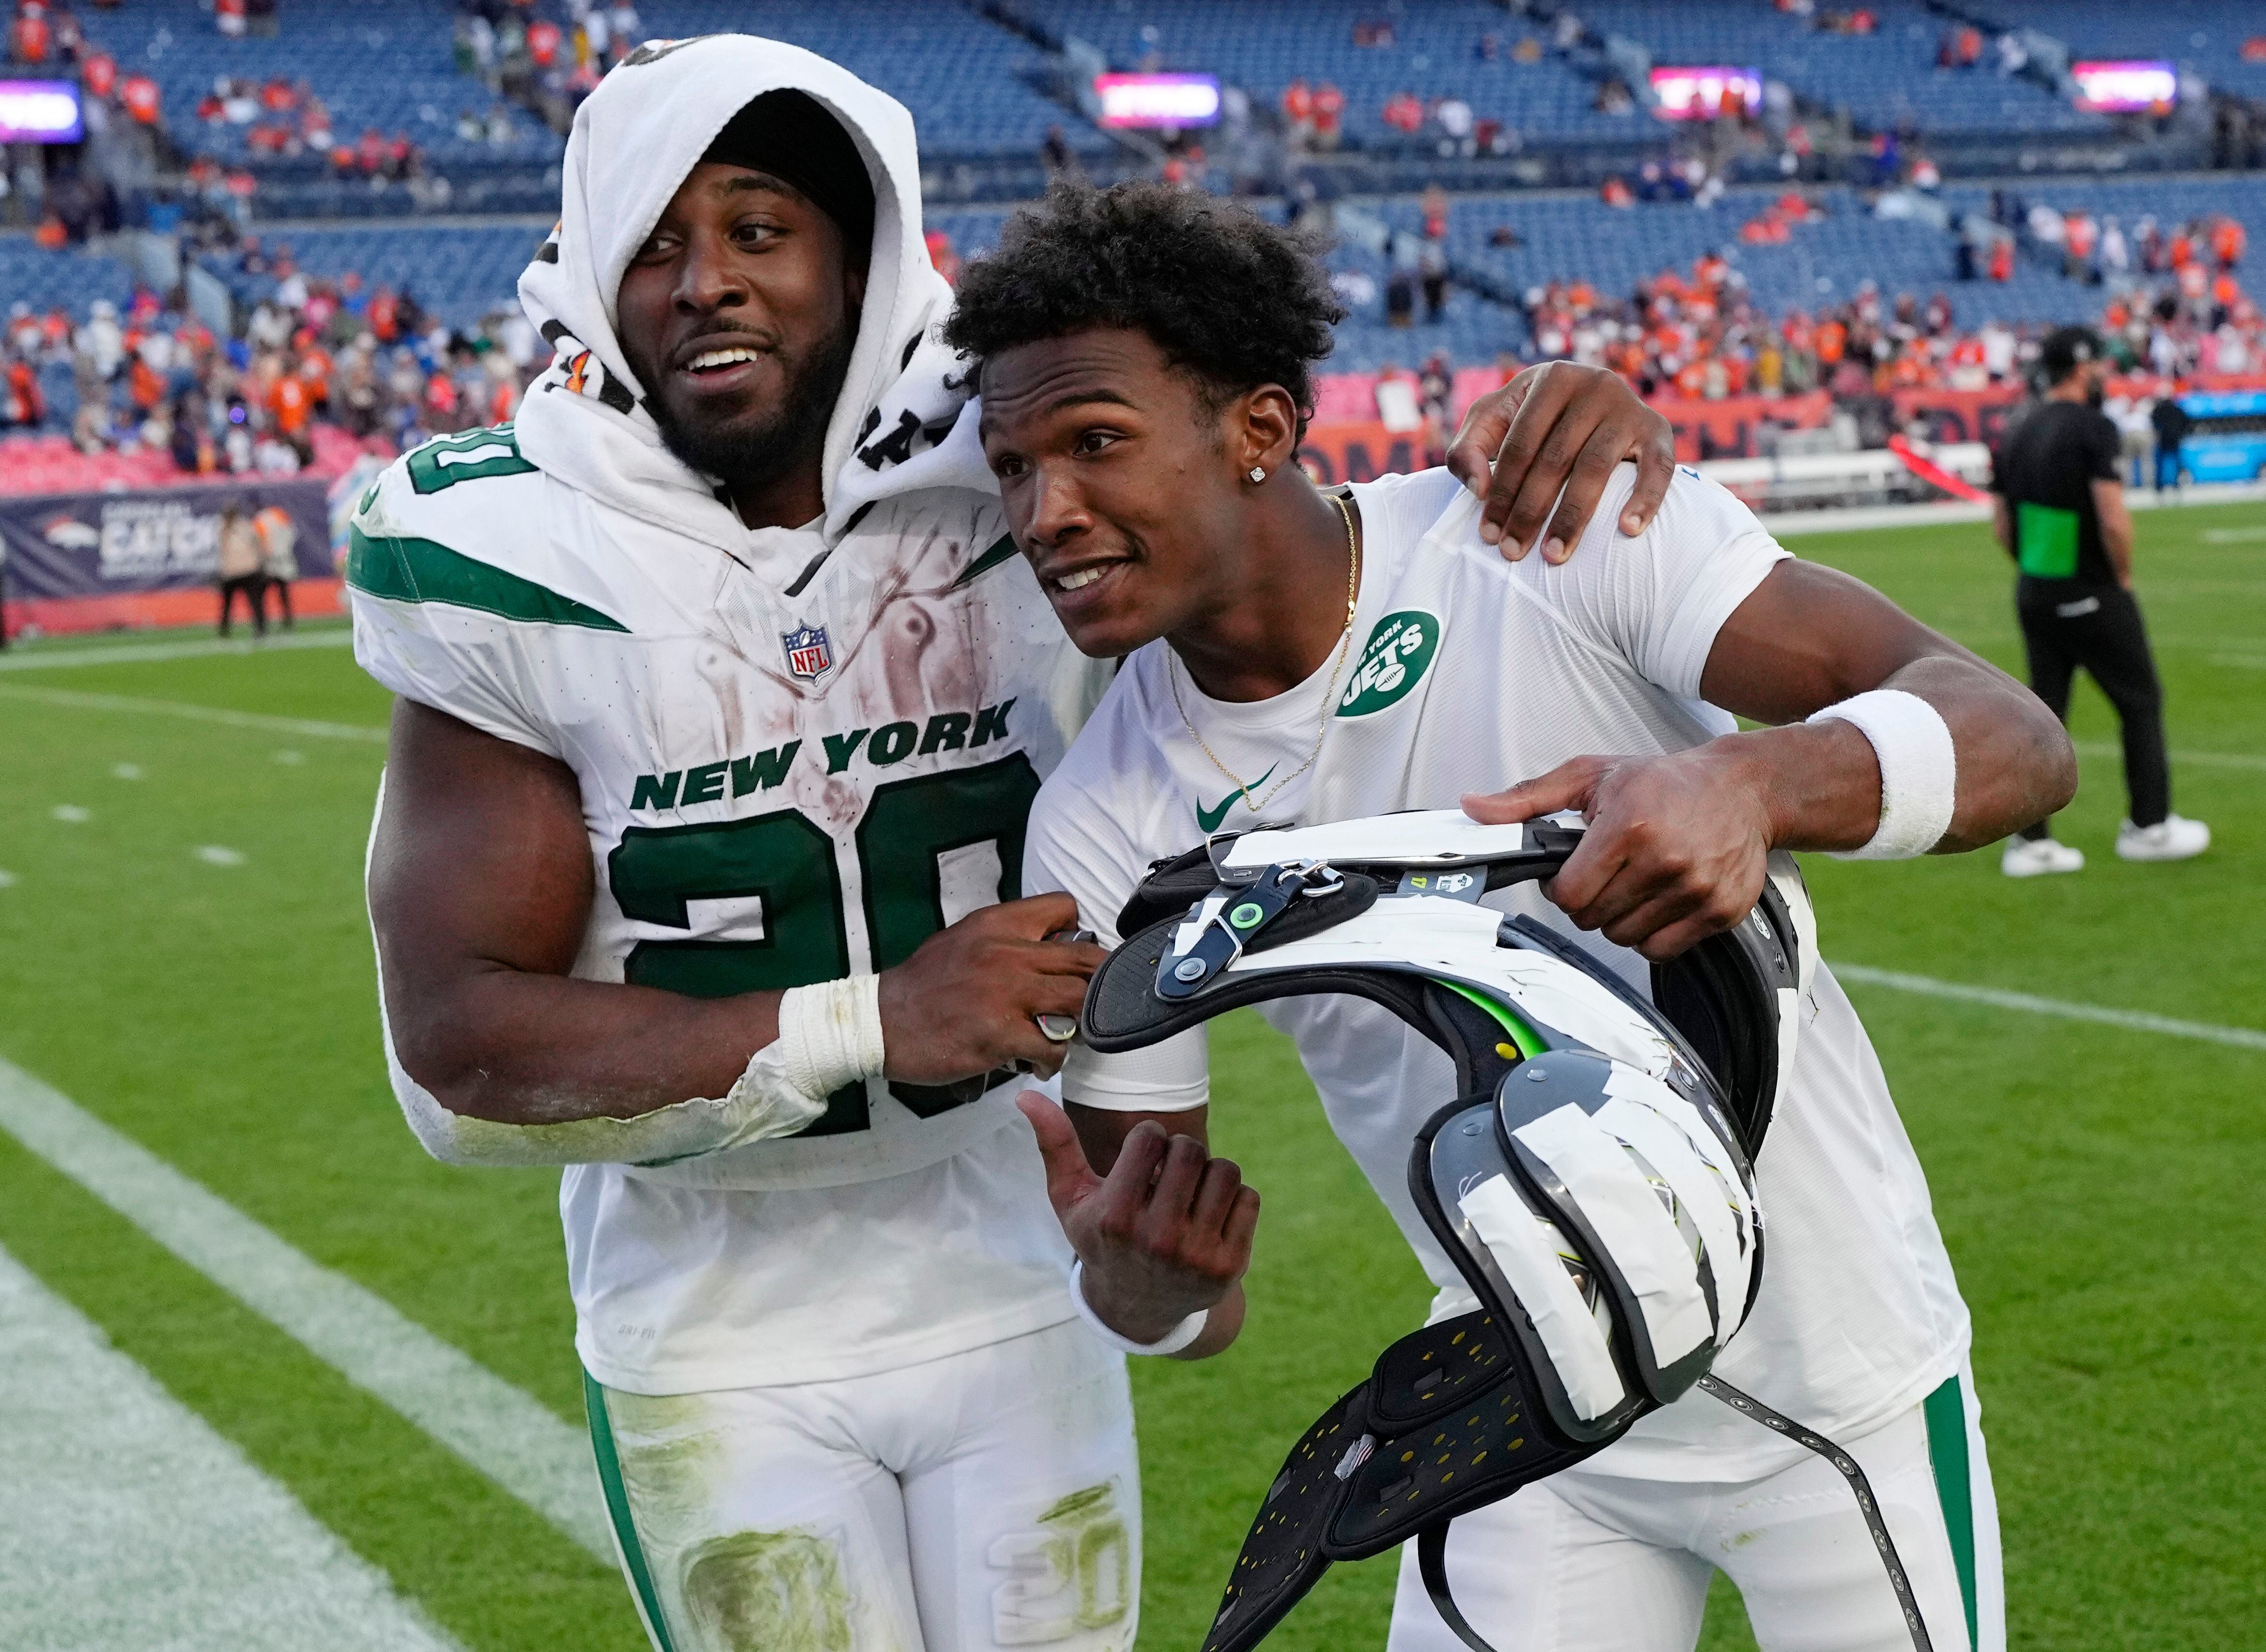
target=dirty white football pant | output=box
[586,1319,1140,1652]
[1387,1366,2002,1652]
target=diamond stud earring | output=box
[1248,466,1267,483]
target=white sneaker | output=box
[2116,814,2210,862]
[2002,836,2085,877]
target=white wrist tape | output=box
[775,975,887,1101]
[1069,1260,1209,1356]
[382,976,884,1169]
[1808,689,1957,860]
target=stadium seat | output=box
[75,0,564,171]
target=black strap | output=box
[1411,1381,1936,1652]
[1700,1377,1936,1652]
[1417,1523,1501,1652]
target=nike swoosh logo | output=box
[1196,765,1275,833]
[946,533,1021,592]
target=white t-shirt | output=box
[349,424,1104,1394]
[1026,464,1971,1480]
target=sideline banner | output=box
[1298,421,1433,485]
[1889,387,2021,446]
[1651,390,1833,461]
[0,477,335,601]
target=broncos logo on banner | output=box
[534,321,638,417]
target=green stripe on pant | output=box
[585,1371,682,1652]
[1922,1375,1979,1651]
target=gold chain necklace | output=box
[1171,492,1362,821]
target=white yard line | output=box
[2072,738,2266,774]
[1831,963,2266,1053]
[0,628,354,672]
[0,683,388,743]
[0,1056,610,1560]
[0,1243,469,1652]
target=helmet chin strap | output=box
[1082,814,1936,1652]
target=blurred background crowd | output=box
[2,0,2263,495]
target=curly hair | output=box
[941,181,1346,440]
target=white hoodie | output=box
[513,31,1001,562]
[347,36,1098,1392]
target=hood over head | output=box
[514,34,994,556]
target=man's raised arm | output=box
[368,698,1104,1161]
[1467,560,2078,959]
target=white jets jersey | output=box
[1029,464,1972,1480]
[351,423,1102,1392]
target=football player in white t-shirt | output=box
[945,185,2077,1651]
[352,40,1681,1652]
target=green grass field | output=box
[0,500,2259,1651]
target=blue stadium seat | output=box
[1023,0,1641,148]
[2004,0,2266,104]
[77,0,564,169]
[1579,1,2109,138]
[0,240,138,316]
[600,0,1111,163]
[202,221,554,332]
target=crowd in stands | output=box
[9,0,2266,487]
[1,232,541,476]
[1517,255,2259,410]
[452,0,641,137]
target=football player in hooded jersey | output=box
[352,36,1683,1652]
[946,184,2079,1652]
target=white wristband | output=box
[1807,689,1957,860]
[776,975,887,1100]
[1069,1260,1209,1356]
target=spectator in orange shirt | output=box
[10,6,52,66]
[128,354,165,415]
[1280,78,1315,148]
[120,74,162,125]
[268,370,312,447]
[422,367,461,430]
[296,342,333,408]
[3,357,44,428]
[1816,316,1847,366]
[1312,81,1345,150]
[924,229,962,287]
[2211,217,2246,270]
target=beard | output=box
[646,318,857,501]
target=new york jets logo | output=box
[1335,610,1440,718]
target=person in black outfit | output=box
[2147,392,2191,493]
[1991,327,2209,874]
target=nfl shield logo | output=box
[782,623,834,681]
